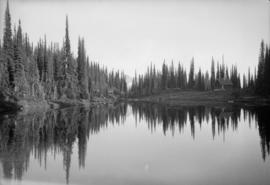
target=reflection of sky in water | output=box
[0,104,269,185]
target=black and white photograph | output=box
[0,0,270,185]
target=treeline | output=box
[129,41,270,98]
[253,41,270,96]
[129,57,243,97]
[0,1,127,102]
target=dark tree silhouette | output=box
[129,58,241,97]
[188,58,195,89]
[3,0,14,89]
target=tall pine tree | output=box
[77,38,89,99]
[13,20,29,97]
[188,58,195,88]
[210,57,215,89]
[256,40,265,95]
[3,0,14,89]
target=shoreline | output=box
[1,90,270,115]
[0,95,120,115]
[126,90,270,107]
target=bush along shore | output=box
[0,1,127,113]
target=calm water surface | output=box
[0,103,269,185]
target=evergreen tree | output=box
[36,40,43,81]
[204,71,210,90]
[177,63,182,88]
[14,23,23,81]
[152,65,156,91]
[256,40,265,95]
[65,15,71,58]
[210,57,215,89]
[3,0,14,88]
[3,0,12,57]
[161,61,168,89]
[61,15,78,99]
[12,20,29,97]
[188,58,195,88]
[169,61,176,88]
[196,68,204,91]
[220,60,225,79]
[53,44,61,80]
[24,33,32,57]
[264,46,270,95]
[62,15,72,79]
[216,62,220,79]
[43,36,48,82]
[77,38,89,99]
[17,20,22,47]
[225,66,229,79]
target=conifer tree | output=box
[256,40,265,95]
[53,45,61,80]
[36,40,44,81]
[14,26,23,80]
[161,61,168,89]
[188,58,195,88]
[3,0,14,88]
[169,61,176,88]
[177,63,182,88]
[61,15,78,99]
[196,68,203,90]
[243,74,247,89]
[13,20,29,97]
[77,38,89,99]
[264,46,270,95]
[3,0,12,57]
[210,57,215,89]
[43,36,48,82]
[62,15,72,78]
[65,16,71,57]
[17,20,22,47]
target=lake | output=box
[0,103,269,185]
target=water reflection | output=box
[0,104,127,183]
[131,103,270,160]
[131,103,241,136]
[0,103,269,184]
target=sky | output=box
[0,0,269,76]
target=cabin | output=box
[218,78,233,90]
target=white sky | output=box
[0,0,269,76]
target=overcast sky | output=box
[0,0,269,76]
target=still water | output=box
[0,103,269,185]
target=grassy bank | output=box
[128,90,270,106]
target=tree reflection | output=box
[0,103,269,183]
[246,106,270,161]
[130,102,270,160]
[0,103,127,183]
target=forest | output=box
[1,0,270,109]
[129,43,270,98]
[0,1,269,184]
[0,1,127,108]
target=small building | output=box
[218,78,233,90]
